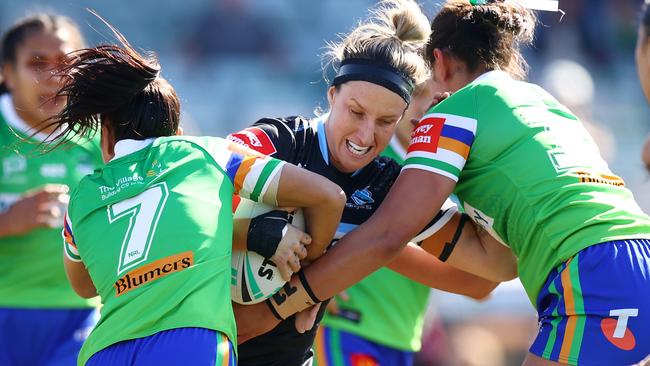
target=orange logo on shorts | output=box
[601,308,638,351]
[351,354,378,366]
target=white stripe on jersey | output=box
[420,112,477,134]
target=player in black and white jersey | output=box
[226,2,514,365]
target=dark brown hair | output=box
[44,18,180,144]
[426,0,536,80]
[0,13,85,95]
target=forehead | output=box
[339,81,406,116]
[14,29,77,60]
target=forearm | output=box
[0,212,19,237]
[387,243,499,299]
[443,221,518,282]
[274,164,346,261]
[302,170,453,301]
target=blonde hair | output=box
[324,0,431,86]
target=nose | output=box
[353,117,375,146]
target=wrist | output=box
[266,270,320,320]
[247,210,289,258]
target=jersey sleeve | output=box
[227,118,301,161]
[208,139,286,203]
[403,111,477,182]
[62,213,82,262]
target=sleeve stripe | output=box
[423,112,477,133]
[441,124,475,146]
[406,150,466,172]
[64,242,82,262]
[233,157,257,195]
[251,160,285,202]
[402,157,460,181]
[225,152,243,185]
[63,214,77,249]
[438,137,470,159]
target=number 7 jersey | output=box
[404,70,650,304]
[62,136,285,366]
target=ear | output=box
[432,48,452,84]
[1,62,16,92]
[326,85,337,107]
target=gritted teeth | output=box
[346,140,370,156]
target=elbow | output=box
[72,285,97,299]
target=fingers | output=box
[277,262,293,282]
[294,304,321,334]
[300,232,312,246]
[296,244,308,260]
[288,255,301,273]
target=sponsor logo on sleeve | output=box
[227,127,277,156]
[408,117,446,154]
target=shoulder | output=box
[227,116,314,159]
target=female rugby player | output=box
[45,22,346,366]
[0,14,103,366]
[230,1,508,365]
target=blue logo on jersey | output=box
[350,187,374,206]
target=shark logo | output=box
[350,187,374,207]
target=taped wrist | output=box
[418,212,469,262]
[266,270,320,320]
[247,210,290,259]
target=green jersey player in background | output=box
[0,14,104,366]
[238,1,650,365]
[46,21,345,366]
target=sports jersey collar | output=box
[111,138,155,162]
[388,136,406,159]
[472,70,512,84]
[0,94,54,142]
[315,112,363,176]
[315,113,330,164]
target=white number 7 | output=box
[108,182,169,274]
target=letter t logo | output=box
[609,309,638,338]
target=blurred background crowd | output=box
[1,1,648,365]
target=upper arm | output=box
[62,214,97,298]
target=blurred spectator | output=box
[182,0,285,68]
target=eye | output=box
[349,108,363,118]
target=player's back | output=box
[68,136,239,366]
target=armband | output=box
[418,212,469,262]
[247,210,290,259]
[266,270,320,320]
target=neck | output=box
[12,104,56,134]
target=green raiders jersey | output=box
[404,70,650,303]
[0,94,102,308]
[62,136,285,365]
[321,138,430,351]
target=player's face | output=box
[326,81,406,173]
[395,78,434,147]
[636,26,650,104]
[1,29,78,127]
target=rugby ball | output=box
[231,198,304,304]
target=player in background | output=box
[313,81,461,366]
[229,1,507,365]
[0,14,103,366]
[45,22,345,366]
[636,0,650,171]
[237,1,650,365]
